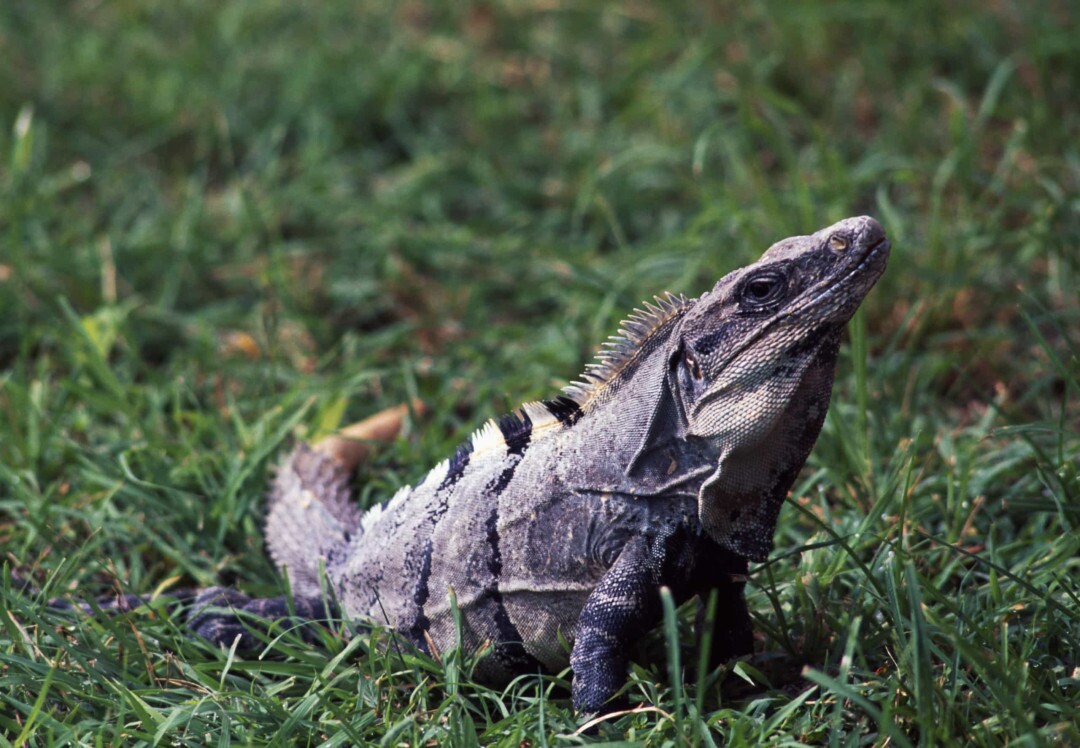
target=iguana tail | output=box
[265,444,360,597]
[12,573,331,649]
[265,403,421,596]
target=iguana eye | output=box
[741,272,784,307]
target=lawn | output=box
[1,1,1078,745]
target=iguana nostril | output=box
[829,235,849,252]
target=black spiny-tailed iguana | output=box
[47,216,891,714]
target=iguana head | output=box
[672,215,889,559]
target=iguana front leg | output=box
[570,535,664,713]
[688,545,753,668]
[695,577,753,669]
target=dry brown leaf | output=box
[314,400,426,471]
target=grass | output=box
[1,0,1078,744]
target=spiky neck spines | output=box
[563,292,691,408]
[369,292,694,515]
[453,292,692,468]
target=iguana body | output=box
[245,215,889,711]
[69,216,890,713]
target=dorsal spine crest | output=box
[563,292,691,407]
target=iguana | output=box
[43,216,890,714]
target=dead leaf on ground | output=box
[315,400,426,471]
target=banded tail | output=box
[265,401,421,596]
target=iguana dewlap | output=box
[242,216,888,712]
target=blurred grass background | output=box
[1,1,1077,744]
